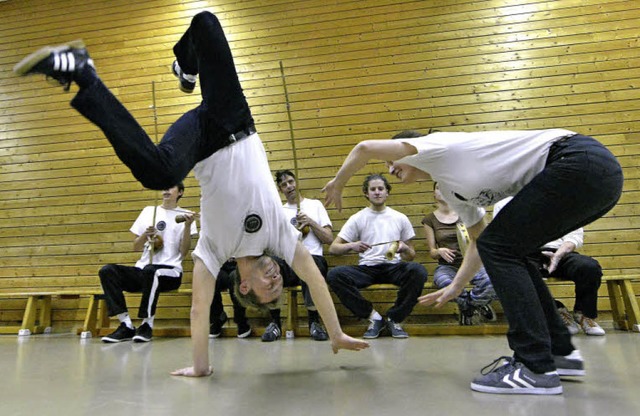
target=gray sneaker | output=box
[471,357,563,395]
[387,318,409,338]
[363,318,385,339]
[553,350,585,376]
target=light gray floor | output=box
[1,332,639,416]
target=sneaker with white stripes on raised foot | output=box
[14,40,95,91]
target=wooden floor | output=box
[1,332,639,415]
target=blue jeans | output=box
[433,264,496,307]
[327,262,428,322]
[477,135,623,372]
[71,11,253,190]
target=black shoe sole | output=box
[14,39,85,75]
[237,328,252,338]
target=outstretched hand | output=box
[170,366,213,377]
[322,178,343,212]
[419,285,462,308]
[331,332,370,354]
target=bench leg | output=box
[39,296,52,334]
[620,280,640,332]
[98,297,110,329]
[286,289,299,337]
[81,295,99,338]
[607,280,627,330]
[80,294,109,338]
[19,296,39,336]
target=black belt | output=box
[227,125,256,145]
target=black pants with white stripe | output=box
[99,264,182,318]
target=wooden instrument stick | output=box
[279,61,309,235]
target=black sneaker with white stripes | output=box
[171,61,197,93]
[471,356,562,395]
[14,40,95,91]
[101,322,135,343]
[261,321,281,342]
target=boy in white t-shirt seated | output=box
[327,174,428,339]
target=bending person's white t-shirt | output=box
[396,129,576,226]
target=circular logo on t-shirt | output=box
[244,214,262,233]
[289,217,298,227]
[156,221,167,231]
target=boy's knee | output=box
[99,264,117,281]
[406,262,428,283]
[326,267,349,287]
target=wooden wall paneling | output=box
[0,0,638,331]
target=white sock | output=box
[369,310,383,321]
[117,313,134,329]
[142,316,155,328]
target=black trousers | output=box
[71,11,253,190]
[477,135,623,372]
[210,261,248,326]
[326,262,428,323]
[528,250,603,318]
[99,264,182,318]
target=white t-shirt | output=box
[192,134,301,278]
[283,198,332,256]
[338,206,415,266]
[493,197,584,250]
[396,129,576,226]
[130,206,198,272]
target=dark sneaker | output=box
[171,61,196,93]
[209,311,228,339]
[553,350,585,376]
[363,318,385,339]
[387,318,409,338]
[459,305,479,326]
[237,321,252,338]
[471,356,562,395]
[261,322,281,342]
[133,322,153,343]
[309,321,329,341]
[478,303,497,322]
[14,39,94,91]
[101,322,135,343]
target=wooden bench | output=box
[0,289,104,336]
